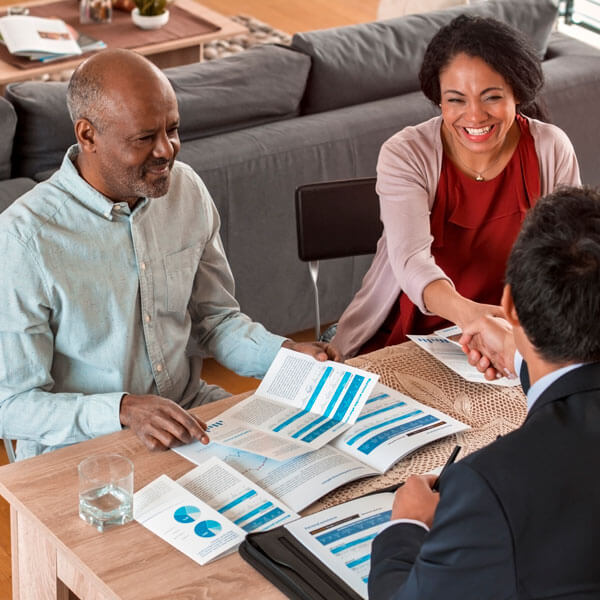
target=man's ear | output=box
[74,118,97,152]
[501,284,520,327]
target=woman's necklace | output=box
[451,145,506,182]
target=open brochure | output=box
[205,348,379,460]
[134,457,298,565]
[408,325,521,387]
[0,16,82,60]
[175,382,469,512]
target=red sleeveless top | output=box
[364,115,541,351]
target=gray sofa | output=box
[1,0,600,336]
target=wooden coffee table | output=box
[0,0,247,88]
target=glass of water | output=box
[78,454,133,532]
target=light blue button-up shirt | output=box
[0,147,285,460]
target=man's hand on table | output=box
[459,316,517,381]
[391,474,439,528]
[120,394,210,451]
[282,339,343,362]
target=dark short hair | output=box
[419,15,546,120]
[506,187,600,363]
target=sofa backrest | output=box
[291,0,559,115]
[5,44,311,180]
[0,96,17,180]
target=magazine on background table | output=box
[0,15,81,60]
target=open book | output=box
[176,379,468,513]
[0,15,82,60]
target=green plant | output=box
[135,0,166,16]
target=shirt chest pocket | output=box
[164,245,202,314]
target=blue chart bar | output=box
[346,554,371,569]
[301,418,338,443]
[332,375,365,422]
[358,415,438,455]
[321,371,352,419]
[306,366,333,412]
[331,532,378,554]
[346,410,423,446]
[362,577,369,583]
[272,366,333,432]
[243,507,285,533]
[316,511,392,545]
[233,501,273,525]
[366,393,389,405]
[272,409,307,433]
[356,401,406,422]
[292,414,327,439]
[218,489,257,514]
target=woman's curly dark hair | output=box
[419,15,548,121]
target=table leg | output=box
[11,507,68,600]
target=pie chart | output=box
[194,519,222,538]
[174,505,201,524]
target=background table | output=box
[0,0,247,88]
[0,342,527,599]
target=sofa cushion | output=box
[0,96,17,180]
[0,177,37,213]
[5,81,73,179]
[165,44,312,142]
[291,0,558,114]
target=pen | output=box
[431,445,461,492]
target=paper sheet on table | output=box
[285,493,396,599]
[332,383,470,471]
[408,334,521,387]
[134,474,245,565]
[177,457,298,532]
[208,348,379,459]
[174,440,377,513]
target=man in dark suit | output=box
[368,186,600,599]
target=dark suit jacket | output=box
[369,361,600,600]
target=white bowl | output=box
[131,7,169,29]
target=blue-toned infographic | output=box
[133,475,245,566]
[174,440,377,513]
[332,383,470,472]
[207,348,379,460]
[177,457,298,533]
[285,493,396,599]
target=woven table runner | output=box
[310,341,527,512]
[0,0,220,69]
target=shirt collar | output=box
[514,350,584,412]
[55,145,148,220]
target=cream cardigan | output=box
[333,115,581,358]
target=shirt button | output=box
[113,204,121,212]
[140,262,146,270]
[144,314,151,323]
[156,364,163,373]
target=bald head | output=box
[67,49,174,132]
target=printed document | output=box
[332,383,470,471]
[134,474,245,565]
[285,493,396,599]
[408,331,521,386]
[208,348,378,460]
[176,457,298,533]
[175,441,377,513]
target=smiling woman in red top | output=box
[332,15,581,364]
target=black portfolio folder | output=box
[239,525,363,600]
